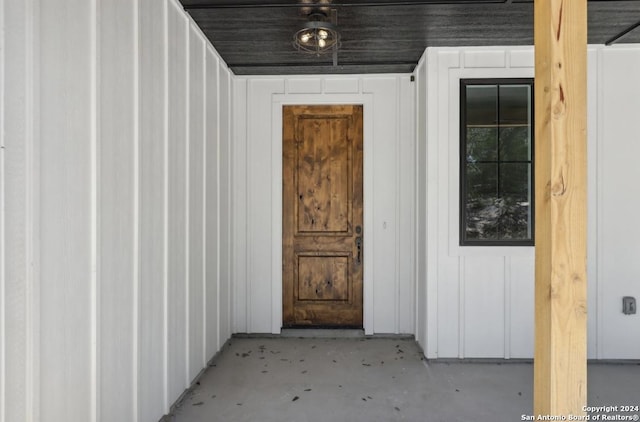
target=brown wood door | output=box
[283,105,363,327]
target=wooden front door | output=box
[283,105,363,327]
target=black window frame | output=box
[459,78,535,247]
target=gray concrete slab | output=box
[167,337,640,422]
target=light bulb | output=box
[318,29,328,40]
[300,33,311,43]
[318,38,326,48]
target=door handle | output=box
[355,237,362,264]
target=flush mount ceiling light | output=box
[293,11,340,56]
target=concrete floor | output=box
[167,334,640,422]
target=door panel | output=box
[283,105,363,327]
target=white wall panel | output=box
[425,47,535,358]
[2,0,234,420]
[509,256,534,358]
[425,53,440,358]
[246,79,285,333]
[138,0,167,418]
[509,49,534,68]
[414,54,429,351]
[422,45,640,359]
[232,78,248,333]
[599,47,640,359]
[205,48,220,358]
[2,1,37,420]
[39,0,94,420]
[436,257,461,357]
[463,50,506,68]
[98,0,137,418]
[288,78,322,93]
[464,256,505,357]
[586,47,599,360]
[363,77,399,334]
[188,23,206,381]
[324,78,359,94]
[167,1,189,401]
[219,66,232,342]
[0,0,5,417]
[398,76,416,334]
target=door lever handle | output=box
[355,237,362,264]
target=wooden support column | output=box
[534,0,588,417]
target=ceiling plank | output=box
[182,0,507,10]
[180,0,640,74]
[605,18,640,45]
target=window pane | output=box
[465,195,505,241]
[467,127,497,162]
[500,126,530,162]
[465,163,499,240]
[499,85,530,125]
[465,193,531,241]
[498,195,531,240]
[466,85,497,126]
[467,163,498,197]
[499,163,532,240]
[499,163,530,196]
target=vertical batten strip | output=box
[395,77,401,334]
[232,78,247,334]
[534,0,588,416]
[92,0,101,420]
[244,80,249,335]
[203,48,218,357]
[458,256,465,358]
[245,82,251,334]
[0,0,6,419]
[90,0,99,419]
[225,70,232,338]
[227,71,233,338]
[201,40,208,367]
[228,72,235,337]
[162,0,170,411]
[184,16,191,387]
[413,67,420,343]
[25,1,39,418]
[132,0,141,419]
[221,69,226,340]
[269,82,280,334]
[595,47,605,360]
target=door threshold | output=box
[232,330,415,340]
[280,328,365,338]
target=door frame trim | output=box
[271,94,375,335]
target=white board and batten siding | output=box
[0,1,234,421]
[414,45,640,360]
[596,46,640,360]
[232,76,416,335]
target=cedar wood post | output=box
[534,0,588,417]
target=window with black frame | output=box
[460,79,534,246]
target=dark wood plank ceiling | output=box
[179,0,640,75]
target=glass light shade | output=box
[293,19,340,55]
